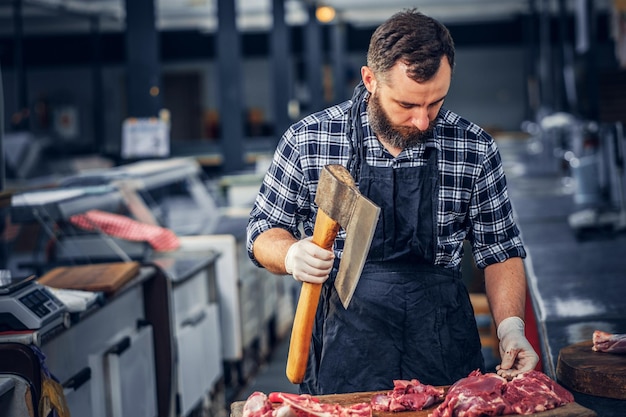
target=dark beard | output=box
[367,91,435,150]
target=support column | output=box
[125,0,161,118]
[271,0,291,145]
[305,3,324,113]
[217,0,245,173]
[91,17,104,154]
[555,0,567,112]
[13,0,27,119]
[330,21,347,102]
[538,0,554,112]
[582,0,598,120]
[524,0,540,120]
[559,0,578,112]
[0,65,5,193]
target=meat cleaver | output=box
[286,164,380,384]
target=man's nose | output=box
[411,109,430,130]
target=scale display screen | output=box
[19,287,59,318]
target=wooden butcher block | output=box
[557,340,626,400]
[38,261,141,294]
[230,390,596,417]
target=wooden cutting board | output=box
[38,262,141,294]
[557,340,626,400]
[230,390,596,417]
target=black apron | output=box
[300,85,484,395]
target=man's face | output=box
[362,57,452,151]
[367,89,435,149]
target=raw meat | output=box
[429,370,512,417]
[371,379,445,412]
[269,392,321,404]
[504,370,574,414]
[243,392,275,417]
[242,392,371,417]
[278,392,371,417]
[592,330,626,354]
[429,370,574,417]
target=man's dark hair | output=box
[367,9,455,83]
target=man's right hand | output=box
[284,237,334,284]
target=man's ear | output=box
[361,66,377,93]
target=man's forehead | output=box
[380,65,450,99]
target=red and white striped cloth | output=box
[70,209,180,252]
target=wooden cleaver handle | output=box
[286,208,340,384]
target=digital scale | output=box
[0,275,68,333]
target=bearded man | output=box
[247,9,538,395]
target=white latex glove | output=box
[496,316,540,379]
[284,237,334,284]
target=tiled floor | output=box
[232,334,299,404]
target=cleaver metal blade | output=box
[313,164,380,309]
[333,187,380,310]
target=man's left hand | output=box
[495,316,540,379]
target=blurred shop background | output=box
[0,1,625,417]
[0,0,620,180]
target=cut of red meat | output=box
[429,370,573,417]
[503,370,574,414]
[429,370,512,417]
[242,392,371,417]
[243,392,274,417]
[243,370,573,417]
[269,392,321,404]
[592,330,626,354]
[371,379,445,412]
[277,392,371,417]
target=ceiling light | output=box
[316,5,336,23]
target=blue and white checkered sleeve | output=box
[246,128,311,265]
[470,139,526,268]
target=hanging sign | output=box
[121,117,170,159]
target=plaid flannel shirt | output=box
[247,97,526,270]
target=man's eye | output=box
[429,100,444,109]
